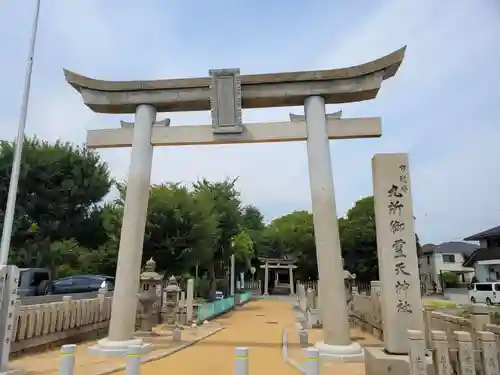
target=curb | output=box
[92,327,225,375]
[281,328,305,374]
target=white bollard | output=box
[234,347,249,375]
[125,345,142,375]
[60,344,76,375]
[305,347,320,375]
[173,326,182,342]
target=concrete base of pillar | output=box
[364,347,434,375]
[134,330,160,338]
[88,337,151,356]
[314,341,364,362]
[0,367,25,375]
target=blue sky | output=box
[0,0,499,245]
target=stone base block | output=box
[306,308,321,328]
[364,347,434,375]
[88,337,152,356]
[314,341,364,362]
[0,367,25,375]
[134,331,160,338]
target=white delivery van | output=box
[468,282,500,305]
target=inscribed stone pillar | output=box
[186,278,194,323]
[372,153,424,354]
[289,266,295,295]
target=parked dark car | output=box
[18,268,52,297]
[51,275,114,295]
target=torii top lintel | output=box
[64,46,406,114]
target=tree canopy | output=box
[0,136,422,297]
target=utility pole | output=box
[0,0,41,265]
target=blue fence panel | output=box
[196,296,235,322]
[239,291,251,303]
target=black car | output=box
[51,275,115,295]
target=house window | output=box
[426,256,430,265]
[442,254,455,263]
[487,238,500,248]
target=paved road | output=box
[423,288,470,306]
[442,288,470,304]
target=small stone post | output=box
[478,331,499,375]
[455,331,475,375]
[179,291,185,308]
[423,306,436,349]
[407,330,427,375]
[0,265,19,372]
[98,285,108,321]
[230,254,235,296]
[186,279,194,323]
[62,296,72,330]
[430,330,452,375]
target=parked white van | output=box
[468,282,500,305]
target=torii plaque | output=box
[64,46,406,360]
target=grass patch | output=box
[424,300,458,309]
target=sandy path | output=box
[119,299,299,375]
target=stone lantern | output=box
[162,275,181,325]
[344,269,356,305]
[136,258,163,336]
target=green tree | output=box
[261,210,317,280]
[241,205,266,262]
[108,182,219,276]
[231,229,254,269]
[0,137,112,269]
[340,196,378,282]
[192,178,242,299]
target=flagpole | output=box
[0,0,41,265]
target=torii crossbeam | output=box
[86,116,381,148]
[65,46,406,360]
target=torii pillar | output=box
[64,46,406,359]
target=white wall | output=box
[419,252,475,290]
[475,264,500,282]
[435,253,470,272]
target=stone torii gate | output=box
[259,256,297,296]
[64,46,405,359]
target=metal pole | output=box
[0,0,41,265]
